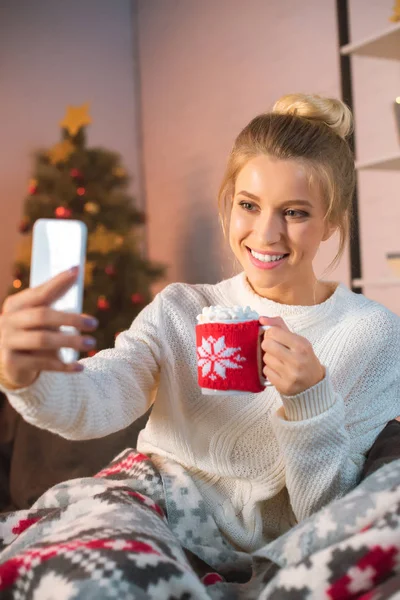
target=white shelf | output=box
[352,278,400,287]
[355,152,400,170]
[340,22,400,60]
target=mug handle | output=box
[258,325,272,388]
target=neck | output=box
[246,277,337,306]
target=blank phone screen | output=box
[30,219,87,364]
[30,220,85,313]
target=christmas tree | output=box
[10,103,165,355]
[390,0,400,21]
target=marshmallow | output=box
[196,305,259,324]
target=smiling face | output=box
[229,155,335,304]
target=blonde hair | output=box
[218,93,356,278]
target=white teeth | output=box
[250,250,286,262]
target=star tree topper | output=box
[60,102,92,136]
[390,0,400,21]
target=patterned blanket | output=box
[0,449,399,599]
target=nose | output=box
[254,210,283,245]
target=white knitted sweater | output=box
[3,272,400,552]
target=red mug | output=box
[196,319,272,395]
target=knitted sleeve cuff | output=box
[0,370,73,425]
[279,367,337,421]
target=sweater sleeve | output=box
[270,308,400,523]
[0,290,165,440]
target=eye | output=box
[238,201,256,211]
[285,209,309,218]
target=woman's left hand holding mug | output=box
[259,316,326,397]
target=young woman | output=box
[0,94,399,597]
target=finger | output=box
[7,307,98,332]
[263,352,288,372]
[262,326,293,351]
[259,316,290,332]
[6,331,96,353]
[262,341,287,367]
[2,267,79,314]
[262,362,282,383]
[9,351,84,374]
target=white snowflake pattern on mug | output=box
[197,336,246,380]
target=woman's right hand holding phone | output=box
[0,267,98,390]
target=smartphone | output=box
[30,218,87,364]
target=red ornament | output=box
[76,187,86,196]
[97,295,110,310]
[18,218,30,233]
[131,293,145,304]
[70,168,82,179]
[28,184,37,195]
[87,350,97,357]
[105,264,116,277]
[55,206,72,218]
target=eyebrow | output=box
[235,190,313,208]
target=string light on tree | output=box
[70,168,83,179]
[105,264,116,277]
[77,187,86,197]
[55,206,72,218]
[28,179,38,195]
[13,279,22,289]
[97,295,110,310]
[84,201,99,214]
[113,166,126,178]
[131,293,145,304]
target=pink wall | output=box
[348,0,400,314]
[0,0,142,301]
[136,0,348,293]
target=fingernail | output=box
[83,337,96,348]
[72,363,84,372]
[83,317,99,328]
[69,266,79,275]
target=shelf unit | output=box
[340,21,400,60]
[353,278,400,288]
[338,7,400,290]
[355,152,400,171]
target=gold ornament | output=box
[59,103,92,136]
[84,261,96,286]
[390,0,400,21]
[15,232,33,267]
[113,166,126,178]
[84,201,100,215]
[47,139,75,165]
[88,225,124,255]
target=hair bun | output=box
[272,93,353,140]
